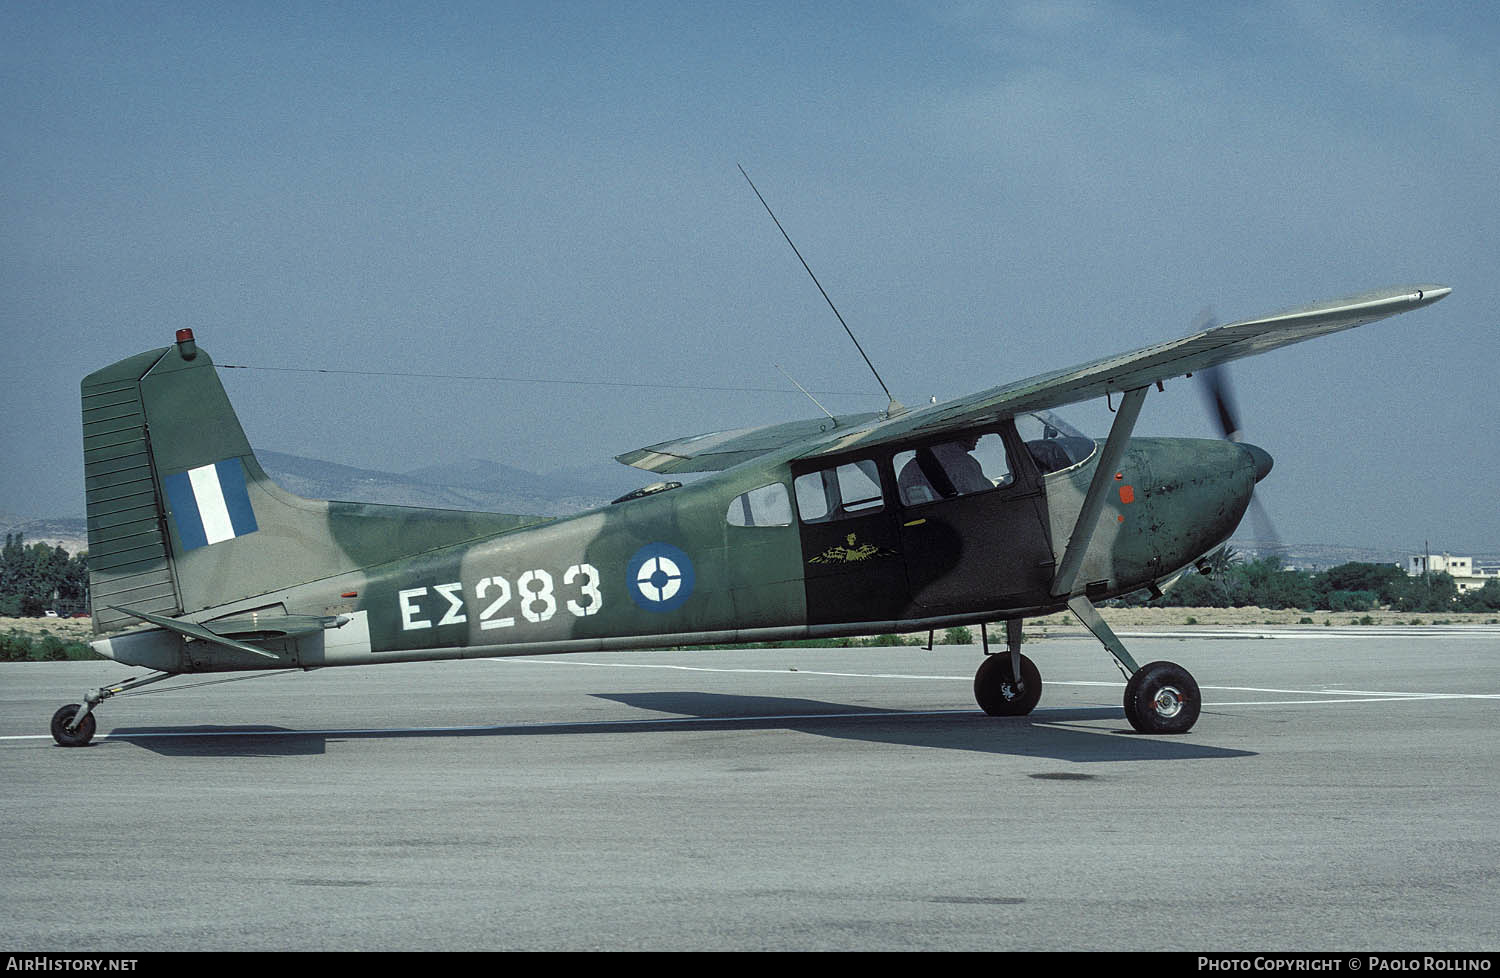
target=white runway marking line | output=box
[485,657,1500,707]
[5,664,1492,745]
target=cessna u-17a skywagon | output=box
[54,284,1449,745]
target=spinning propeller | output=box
[1193,309,1281,557]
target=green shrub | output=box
[1328,589,1378,612]
[0,630,102,661]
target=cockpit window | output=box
[726,483,793,527]
[895,432,1012,506]
[1015,411,1096,474]
[793,459,884,524]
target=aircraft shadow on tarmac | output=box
[102,690,1255,761]
[591,691,1255,762]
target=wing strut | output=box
[1047,387,1151,682]
[1050,386,1148,599]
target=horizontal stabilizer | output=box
[109,604,283,660]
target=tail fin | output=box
[82,331,545,634]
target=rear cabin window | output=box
[725,483,793,527]
[793,459,884,524]
[894,433,1013,506]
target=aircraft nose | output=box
[1240,443,1274,483]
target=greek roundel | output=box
[626,543,695,612]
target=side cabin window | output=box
[793,459,884,524]
[894,432,1012,506]
[725,482,793,527]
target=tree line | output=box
[1,534,89,617]
[1120,550,1500,614]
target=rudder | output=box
[82,345,190,633]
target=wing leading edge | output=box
[799,284,1450,459]
[615,285,1448,473]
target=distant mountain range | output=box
[0,516,90,554]
[3,454,1493,572]
[1,450,664,554]
[252,450,657,516]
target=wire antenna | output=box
[738,164,904,417]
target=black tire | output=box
[1123,661,1200,734]
[974,652,1042,716]
[51,704,96,747]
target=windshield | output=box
[1015,411,1095,474]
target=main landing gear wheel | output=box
[974,652,1042,717]
[1123,661,1200,734]
[51,704,96,747]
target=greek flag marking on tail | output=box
[164,458,258,551]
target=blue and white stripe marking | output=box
[164,458,258,551]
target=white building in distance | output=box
[1406,553,1498,593]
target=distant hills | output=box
[0,516,89,554]
[0,450,664,554]
[253,450,655,516]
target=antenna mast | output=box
[774,363,836,423]
[738,164,904,417]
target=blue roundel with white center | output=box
[626,543,695,613]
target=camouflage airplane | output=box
[53,284,1449,746]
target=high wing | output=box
[616,412,883,474]
[617,285,1448,473]
[803,284,1449,458]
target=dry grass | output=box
[1,615,97,640]
[1031,605,1500,628]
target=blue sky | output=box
[4,1,1496,551]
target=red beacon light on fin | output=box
[175,328,197,360]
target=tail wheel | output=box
[1123,661,1200,734]
[974,652,1042,717]
[51,704,96,747]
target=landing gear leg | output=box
[1067,596,1200,734]
[51,671,177,747]
[973,619,1042,716]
